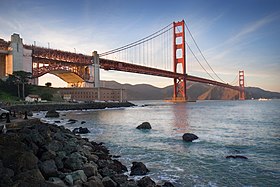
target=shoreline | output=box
[0,117,174,187]
[2,102,136,113]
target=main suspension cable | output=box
[184,20,226,83]
[187,43,216,80]
[100,23,173,57]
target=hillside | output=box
[101,81,280,100]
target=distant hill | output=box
[101,80,280,100]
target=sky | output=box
[0,0,280,92]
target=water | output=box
[36,100,280,186]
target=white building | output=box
[25,95,42,102]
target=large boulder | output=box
[136,122,152,129]
[13,168,45,183]
[64,152,87,171]
[102,176,117,187]
[130,162,149,176]
[182,133,198,142]
[45,110,59,118]
[137,176,156,187]
[39,159,58,178]
[71,170,88,183]
[72,127,90,134]
[85,176,104,187]
[83,163,98,177]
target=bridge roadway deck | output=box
[29,48,240,92]
[100,58,240,91]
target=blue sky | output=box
[1,0,280,92]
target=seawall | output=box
[3,102,135,112]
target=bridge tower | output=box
[239,70,245,100]
[173,20,187,102]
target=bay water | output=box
[37,100,280,186]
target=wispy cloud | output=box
[205,13,280,61]
[228,13,279,44]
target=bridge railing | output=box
[24,45,92,64]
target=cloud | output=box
[206,13,280,61]
[228,13,279,44]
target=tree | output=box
[7,74,20,98]
[40,92,53,101]
[9,71,32,99]
[45,82,52,87]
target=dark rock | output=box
[63,139,79,154]
[47,140,63,152]
[72,127,90,134]
[45,110,59,118]
[85,176,104,187]
[111,160,128,173]
[74,179,83,186]
[112,174,128,186]
[64,152,87,171]
[102,176,117,187]
[83,163,98,177]
[52,132,66,142]
[16,151,39,173]
[130,162,149,176]
[136,122,152,129]
[120,180,138,187]
[27,111,33,116]
[0,160,14,184]
[67,119,77,124]
[39,159,58,178]
[48,177,66,186]
[65,174,74,186]
[137,176,156,187]
[226,155,248,159]
[40,150,56,161]
[81,121,86,124]
[162,181,175,187]
[13,168,45,183]
[112,155,121,158]
[99,166,117,178]
[70,170,87,183]
[182,133,198,142]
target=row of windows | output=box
[73,95,119,99]
[62,91,120,95]
[63,91,98,95]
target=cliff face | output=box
[101,81,280,100]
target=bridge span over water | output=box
[0,20,245,101]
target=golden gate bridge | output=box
[0,20,245,101]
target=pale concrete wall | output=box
[22,48,32,73]
[10,34,24,72]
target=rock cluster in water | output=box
[182,133,198,142]
[136,122,152,129]
[0,122,174,187]
[226,155,248,159]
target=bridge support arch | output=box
[173,20,187,102]
[239,70,245,100]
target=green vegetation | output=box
[0,71,57,102]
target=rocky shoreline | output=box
[0,120,175,187]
